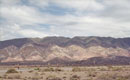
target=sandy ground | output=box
[0,65,130,80]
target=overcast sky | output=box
[0,0,130,40]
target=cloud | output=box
[0,0,130,40]
[52,0,104,11]
[0,5,44,25]
[28,0,49,8]
[0,23,52,40]
[0,0,21,6]
[19,29,49,38]
[99,0,130,22]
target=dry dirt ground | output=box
[0,65,130,80]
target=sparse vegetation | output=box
[43,67,63,72]
[97,73,130,80]
[6,68,18,73]
[44,67,55,72]
[34,67,40,71]
[55,68,63,72]
[46,75,61,80]
[0,66,129,80]
[72,67,81,72]
[70,75,80,80]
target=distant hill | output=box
[0,36,130,66]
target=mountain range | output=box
[0,36,130,66]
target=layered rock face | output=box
[0,36,130,65]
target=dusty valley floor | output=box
[0,65,130,80]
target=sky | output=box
[0,0,130,40]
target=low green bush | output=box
[6,69,18,73]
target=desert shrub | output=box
[72,67,81,72]
[55,68,63,72]
[32,77,43,80]
[34,67,40,71]
[43,67,63,72]
[70,75,80,80]
[99,67,107,71]
[46,75,61,80]
[63,76,67,79]
[111,67,123,71]
[88,72,96,77]
[72,67,94,72]
[6,69,18,73]
[44,67,54,72]
[107,66,123,71]
[96,73,130,80]
[28,70,33,73]
[107,65,113,69]
[86,68,96,71]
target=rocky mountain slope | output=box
[0,36,130,65]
